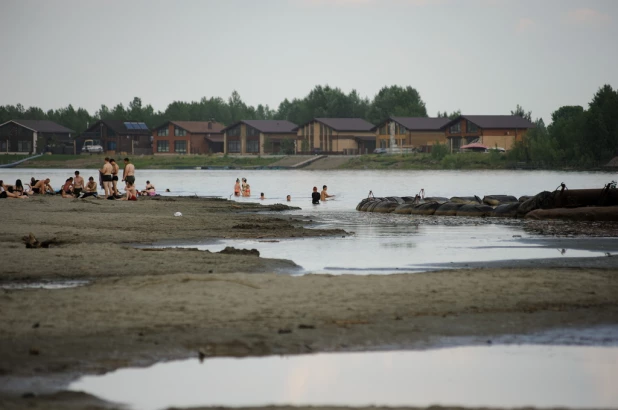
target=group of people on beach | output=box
[230,177,334,204]
[0,157,158,201]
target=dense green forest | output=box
[507,85,618,166]
[0,85,427,135]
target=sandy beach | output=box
[1,196,617,410]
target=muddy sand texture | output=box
[0,196,346,280]
[1,196,618,410]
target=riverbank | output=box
[1,197,617,410]
[8,152,611,171]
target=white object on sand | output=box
[174,212,182,217]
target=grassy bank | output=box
[14,154,280,169]
[0,154,29,165]
[341,152,512,170]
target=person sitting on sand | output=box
[140,181,156,196]
[234,178,241,197]
[312,186,320,205]
[13,179,29,196]
[61,177,74,198]
[79,177,99,199]
[73,171,84,198]
[122,181,138,201]
[321,185,335,201]
[0,180,28,199]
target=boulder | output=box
[450,196,482,205]
[423,197,449,204]
[517,191,554,216]
[482,195,518,206]
[373,202,400,213]
[393,203,416,214]
[518,195,533,203]
[410,202,441,215]
[385,197,405,204]
[356,198,372,211]
[491,203,521,218]
[457,204,494,217]
[434,202,465,216]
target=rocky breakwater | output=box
[356,187,618,221]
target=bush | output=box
[431,142,449,160]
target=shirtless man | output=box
[73,171,84,197]
[123,158,135,186]
[100,157,114,199]
[32,178,50,194]
[110,159,121,197]
[79,176,99,198]
[320,185,335,201]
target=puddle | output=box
[0,280,89,290]
[163,221,608,274]
[69,344,618,410]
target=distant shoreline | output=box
[2,153,613,171]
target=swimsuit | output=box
[129,195,137,201]
[312,192,321,204]
[126,176,135,184]
[102,174,113,182]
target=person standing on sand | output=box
[123,158,135,186]
[312,187,320,205]
[100,157,114,199]
[73,171,84,197]
[110,159,121,198]
[321,185,335,201]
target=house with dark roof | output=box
[152,120,226,154]
[373,117,450,151]
[296,118,376,154]
[0,120,75,154]
[442,115,535,152]
[221,120,298,155]
[81,120,151,155]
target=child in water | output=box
[234,178,241,197]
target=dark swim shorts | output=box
[102,175,113,182]
[125,176,135,185]
[112,175,119,181]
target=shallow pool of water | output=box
[0,280,89,290]
[166,213,609,274]
[69,343,618,410]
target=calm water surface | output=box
[68,343,618,410]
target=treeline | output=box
[0,85,428,135]
[508,85,618,166]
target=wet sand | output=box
[1,196,617,410]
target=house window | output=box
[174,126,186,137]
[227,126,240,137]
[157,128,169,136]
[449,123,461,133]
[247,126,260,137]
[397,124,407,134]
[228,140,240,153]
[107,141,117,151]
[467,121,479,133]
[17,140,32,152]
[174,140,187,153]
[247,140,259,153]
[157,140,169,152]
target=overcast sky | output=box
[1,0,616,123]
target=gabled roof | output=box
[309,118,375,132]
[83,120,151,136]
[222,120,298,134]
[373,117,450,132]
[445,115,535,130]
[0,120,74,133]
[155,121,226,134]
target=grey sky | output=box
[1,0,616,123]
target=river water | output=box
[4,168,617,273]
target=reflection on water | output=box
[0,280,88,290]
[69,344,618,410]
